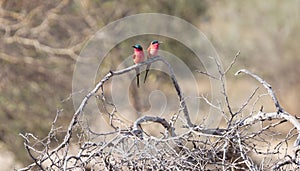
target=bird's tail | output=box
[135,68,140,88]
[144,64,151,83]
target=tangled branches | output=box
[19,55,300,170]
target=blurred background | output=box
[0,0,299,169]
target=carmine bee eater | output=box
[144,40,161,83]
[132,44,145,88]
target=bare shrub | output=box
[19,54,300,170]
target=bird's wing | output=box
[147,46,151,58]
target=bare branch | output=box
[234,87,259,116]
[132,116,175,137]
[3,36,80,60]
[235,69,283,112]
[241,111,300,146]
[236,69,300,146]
[224,50,240,74]
[196,70,218,80]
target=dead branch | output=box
[3,36,81,60]
[235,69,283,112]
[236,69,300,146]
[18,53,300,170]
[18,55,191,170]
[132,115,175,137]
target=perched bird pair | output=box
[132,40,161,87]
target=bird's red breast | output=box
[148,43,159,58]
[133,50,145,64]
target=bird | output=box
[144,40,161,83]
[132,44,145,88]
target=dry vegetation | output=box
[19,55,300,170]
[0,0,299,170]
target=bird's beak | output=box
[132,45,135,48]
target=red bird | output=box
[144,40,161,83]
[132,44,145,87]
